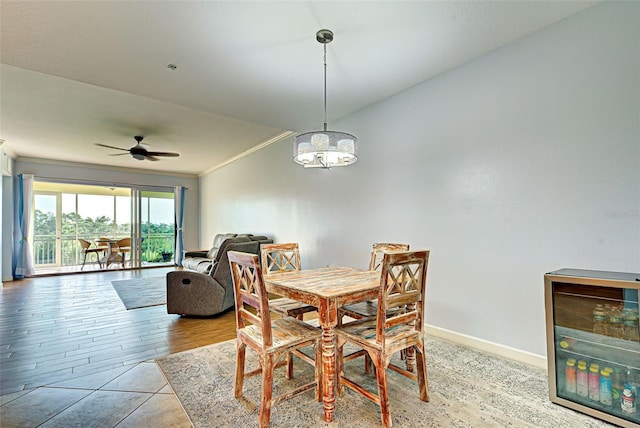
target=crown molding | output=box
[16,156,198,179]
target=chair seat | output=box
[270,297,317,318]
[336,317,420,351]
[340,300,378,319]
[340,300,404,320]
[83,247,104,254]
[239,317,320,351]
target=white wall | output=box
[201,2,639,357]
[9,159,200,271]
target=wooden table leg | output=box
[321,325,336,422]
[319,299,338,423]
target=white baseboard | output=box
[425,324,547,370]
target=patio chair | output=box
[115,237,131,268]
[78,239,103,270]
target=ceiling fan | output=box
[95,136,179,161]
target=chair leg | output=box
[404,303,416,372]
[374,354,392,428]
[285,352,293,380]
[314,340,323,402]
[405,345,416,372]
[415,344,430,402]
[284,313,305,380]
[259,355,276,428]
[336,337,345,397]
[234,341,246,398]
[81,252,87,270]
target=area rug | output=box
[156,336,613,428]
[111,276,166,310]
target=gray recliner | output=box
[166,235,272,316]
[181,232,238,273]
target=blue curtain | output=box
[13,173,35,278]
[174,186,186,266]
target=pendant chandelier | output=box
[293,29,357,169]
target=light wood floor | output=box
[0,267,237,396]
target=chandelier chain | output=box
[323,43,328,132]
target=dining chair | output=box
[260,243,317,321]
[78,239,103,270]
[228,250,322,428]
[369,243,411,271]
[340,243,410,321]
[336,250,430,428]
[260,243,318,378]
[339,243,410,372]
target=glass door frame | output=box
[31,191,63,267]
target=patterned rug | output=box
[156,336,614,427]
[111,276,166,310]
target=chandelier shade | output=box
[293,130,357,168]
[294,29,357,169]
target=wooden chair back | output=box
[260,243,301,274]
[376,250,429,348]
[228,250,273,349]
[369,243,410,271]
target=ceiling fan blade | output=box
[146,151,179,157]
[145,155,160,161]
[95,143,129,151]
[109,153,131,156]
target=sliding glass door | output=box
[31,181,175,272]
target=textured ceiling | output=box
[0,1,597,175]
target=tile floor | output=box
[0,360,191,427]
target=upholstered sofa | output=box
[167,235,272,316]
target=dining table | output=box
[264,266,381,423]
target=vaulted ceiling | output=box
[0,1,597,175]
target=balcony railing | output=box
[32,233,175,267]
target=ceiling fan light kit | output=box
[131,136,147,160]
[95,135,179,162]
[293,29,357,170]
